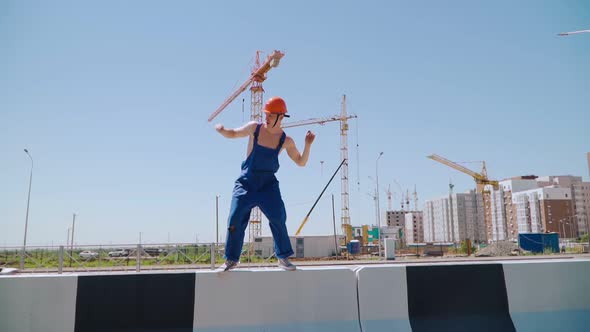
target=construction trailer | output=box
[252,235,345,259]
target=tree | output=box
[460,240,477,255]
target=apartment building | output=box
[423,191,485,243]
[404,212,424,244]
[512,187,574,238]
[386,210,406,228]
[537,176,590,237]
[489,178,539,241]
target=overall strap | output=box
[253,124,262,143]
[276,132,287,151]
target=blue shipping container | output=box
[518,233,559,254]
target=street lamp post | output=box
[20,149,34,270]
[560,220,566,239]
[70,214,77,250]
[557,27,590,244]
[376,152,384,259]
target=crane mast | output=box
[340,95,351,243]
[281,95,357,242]
[248,52,265,241]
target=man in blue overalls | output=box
[214,96,315,271]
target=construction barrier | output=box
[1,259,589,332]
[74,271,196,331]
[504,260,590,332]
[356,265,412,331]
[0,275,78,332]
[357,262,517,332]
[193,267,360,332]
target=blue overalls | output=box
[224,124,294,262]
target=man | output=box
[214,96,315,271]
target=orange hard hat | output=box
[263,96,290,117]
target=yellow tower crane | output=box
[427,154,499,242]
[282,95,357,242]
[427,154,499,192]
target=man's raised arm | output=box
[215,121,257,139]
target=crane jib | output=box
[208,50,285,122]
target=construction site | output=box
[204,49,590,261]
[2,3,590,330]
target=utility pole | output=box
[332,194,338,259]
[376,152,384,259]
[20,149,34,270]
[449,180,455,242]
[69,213,76,268]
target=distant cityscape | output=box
[379,153,590,246]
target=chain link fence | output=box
[0,242,283,274]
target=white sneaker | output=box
[0,268,18,275]
[278,258,296,271]
[217,260,239,272]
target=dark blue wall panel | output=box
[75,273,195,332]
[407,264,516,332]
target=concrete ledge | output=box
[2,259,590,332]
[0,275,77,332]
[193,267,360,332]
[356,265,412,332]
[503,260,590,332]
[75,271,196,332]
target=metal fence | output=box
[0,242,279,274]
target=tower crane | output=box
[393,180,405,211]
[412,185,419,211]
[427,154,499,192]
[282,95,357,242]
[209,50,284,243]
[427,154,499,242]
[387,185,393,211]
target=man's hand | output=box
[215,124,224,133]
[305,131,316,145]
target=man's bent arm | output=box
[286,138,312,167]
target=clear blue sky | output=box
[1,1,589,246]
